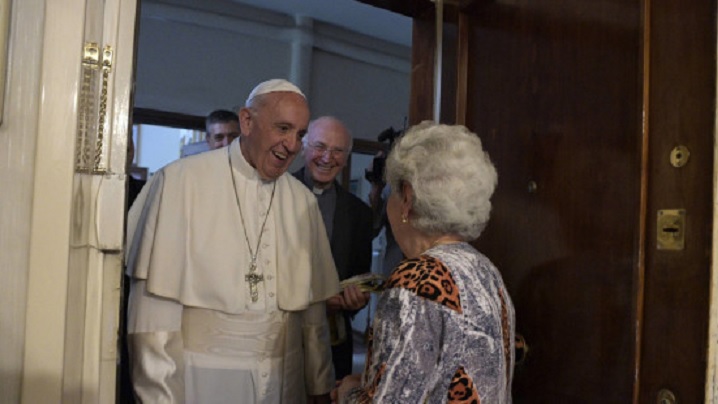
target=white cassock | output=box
[125,139,340,403]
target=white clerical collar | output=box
[302,168,333,195]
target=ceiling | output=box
[227,0,413,46]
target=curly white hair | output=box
[385,121,497,240]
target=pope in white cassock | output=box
[125,79,340,403]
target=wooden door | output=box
[359,0,715,401]
[459,3,644,401]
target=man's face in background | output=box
[206,120,241,150]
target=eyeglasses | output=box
[307,142,347,157]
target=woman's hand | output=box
[330,374,362,404]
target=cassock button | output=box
[268,292,275,297]
[262,372,268,378]
[266,275,273,280]
[262,243,269,249]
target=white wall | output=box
[134,124,192,174]
[0,0,44,401]
[134,3,291,114]
[134,0,411,143]
[310,49,410,140]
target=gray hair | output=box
[385,121,497,240]
[302,116,354,153]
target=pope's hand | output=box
[342,285,370,311]
[327,285,370,312]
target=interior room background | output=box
[132,0,413,333]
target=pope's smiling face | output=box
[239,92,310,181]
[302,117,351,189]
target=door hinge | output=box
[76,42,113,174]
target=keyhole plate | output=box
[657,209,685,250]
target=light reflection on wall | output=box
[132,124,205,176]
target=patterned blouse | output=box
[345,242,515,403]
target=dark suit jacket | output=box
[293,168,373,282]
[293,168,373,378]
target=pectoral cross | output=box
[245,260,264,302]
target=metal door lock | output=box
[657,209,685,250]
[657,388,676,404]
[670,145,690,168]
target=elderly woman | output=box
[332,122,515,403]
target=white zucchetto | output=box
[245,79,306,106]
